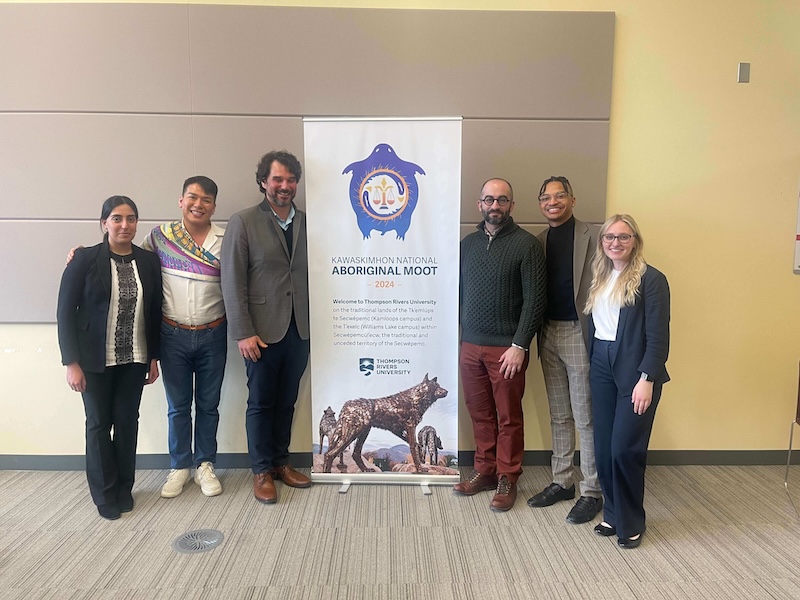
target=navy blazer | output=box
[57,240,162,373]
[588,265,670,394]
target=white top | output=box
[145,221,226,326]
[592,269,622,341]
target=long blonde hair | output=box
[584,214,647,313]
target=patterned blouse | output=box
[104,253,147,366]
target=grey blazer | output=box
[537,217,598,348]
[220,200,310,344]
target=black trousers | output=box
[590,339,661,538]
[82,363,147,507]
[244,320,309,474]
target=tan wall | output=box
[1,0,799,458]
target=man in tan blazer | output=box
[527,176,603,524]
[221,150,311,505]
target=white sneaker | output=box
[195,461,223,497]
[161,468,191,498]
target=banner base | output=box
[312,472,459,486]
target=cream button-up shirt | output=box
[144,221,226,326]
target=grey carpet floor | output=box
[1,466,800,599]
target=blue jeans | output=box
[160,320,228,469]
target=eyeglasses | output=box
[601,233,636,243]
[480,196,511,207]
[538,192,571,203]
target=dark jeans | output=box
[590,339,661,538]
[245,320,309,474]
[82,362,148,507]
[160,320,228,469]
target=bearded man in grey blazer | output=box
[221,150,311,505]
[527,176,603,524]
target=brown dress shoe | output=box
[254,472,277,504]
[453,469,498,496]
[271,465,312,488]
[490,475,517,512]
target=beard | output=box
[481,208,510,227]
[266,188,295,207]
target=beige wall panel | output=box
[0,220,160,324]
[188,6,613,120]
[0,4,191,113]
[191,116,306,216]
[461,120,609,225]
[0,114,195,221]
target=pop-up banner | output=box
[304,117,461,484]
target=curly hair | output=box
[256,150,302,193]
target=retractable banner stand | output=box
[304,118,461,484]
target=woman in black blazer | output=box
[57,196,162,520]
[584,214,670,548]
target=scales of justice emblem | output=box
[343,143,425,240]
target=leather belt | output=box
[162,315,226,331]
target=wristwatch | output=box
[640,372,654,382]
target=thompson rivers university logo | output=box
[359,357,412,377]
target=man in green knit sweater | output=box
[455,178,547,511]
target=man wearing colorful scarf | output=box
[143,176,227,499]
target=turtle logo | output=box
[343,144,425,240]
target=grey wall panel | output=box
[0,5,613,323]
[461,120,609,225]
[189,6,614,120]
[0,4,191,113]
[1,220,161,324]
[0,114,195,220]
[192,116,306,216]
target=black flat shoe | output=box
[593,522,616,537]
[97,503,121,521]
[118,494,134,513]
[618,530,645,549]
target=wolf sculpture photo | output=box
[323,374,448,473]
[417,425,443,466]
[318,406,344,468]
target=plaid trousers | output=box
[539,319,600,496]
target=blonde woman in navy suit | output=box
[57,196,162,521]
[584,214,670,548]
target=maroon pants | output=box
[460,341,529,482]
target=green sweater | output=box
[460,218,547,349]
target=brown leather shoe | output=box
[253,472,277,504]
[490,475,517,512]
[453,469,498,496]
[271,465,312,488]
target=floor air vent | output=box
[172,529,224,554]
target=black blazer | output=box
[57,240,162,373]
[588,265,670,394]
